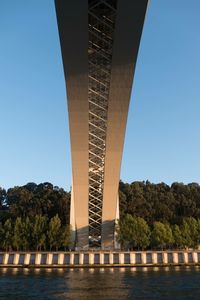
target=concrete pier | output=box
[58,253,64,265]
[173,252,178,264]
[46,253,53,265]
[35,253,41,265]
[13,253,20,265]
[24,253,30,265]
[152,252,157,264]
[141,253,146,264]
[109,253,114,264]
[79,253,84,265]
[0,251,200,268]
[163,252,168,264]
[119,253,124,264]
[130,253,136,264]
[89,253,94,265]
[69,253,74,265]
[3,253,9,265]
[192,252,198,263]
[100,253,104,265]
[183,252,188,264]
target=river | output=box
[0,266,200,299]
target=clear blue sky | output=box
[1,0,200,191]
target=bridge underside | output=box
[55,0,148,249]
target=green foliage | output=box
[5,182,70,224]
[119,181,200,224]
[32,215,47,251]
[0,222,5,250]
[61,225,71,250]
[0,187,6,209]
[3,219,13,251]
[48,214,62,250]
[151,222,174,249]
[1,180,200,251]
[0,215,71,251]
[13,217,32,251]
[181,217,199,248]
[117,214,150,250]
[172,224,183,248]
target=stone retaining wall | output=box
[0,251,199,267]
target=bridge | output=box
[55,0,148,249]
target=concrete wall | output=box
[0,251,199,267]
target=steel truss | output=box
[88,0,118,247]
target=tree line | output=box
[0,182,70,225]
[0,215,70,251]
[119,180,200,225]
[1,180,200,250]
[117,215,200,250]
[0,182,71,251]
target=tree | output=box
[13,217,32,251]
[3,180,200,251]
[48,215,62,250]
[2,219,13,251]
[151,222,173,249]
[32,215,47,251]
[0,187,6,209]
[172,224,184,249]
[181,217,199,248]
[13,217,23,250]
[61,225,71,250]
[117,214,150,250]
[6,183,70,225]
[0,222,4,250]
[0,187,9,223]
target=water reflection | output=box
[88,268,93,273]
[34,268,41,274]
[11,268,19,275]
[65,267,129,299]
[0,267,200,299]
[1,267,8,274]
[23,268,30,275]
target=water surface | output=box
[0,266,200,299]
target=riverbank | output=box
[0,250,200,268]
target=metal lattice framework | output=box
[88,0,118,247]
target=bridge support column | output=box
[55,0,148,251]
